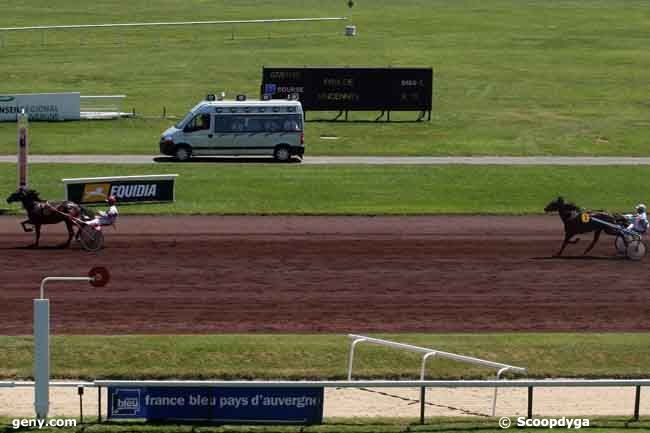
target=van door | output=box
[212,115,236,154]
[232,116,271,156]
[182,113,214,155]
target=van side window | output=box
[246,118,264,132]
[263,119,280,132]
[185,113,211,132]
[230,116,245,132]
[282,115,302,132]
[214,116,230,132]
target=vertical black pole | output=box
[635,385,641,421]
[420,387,426,424]
[98,386,102,422]
[78,387,83,424]
[527,386,533,419]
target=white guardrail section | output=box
[3,380,648,422]
[95,379,648,422]
[0,17,347,32]
[80,95,127,119]
[347,334,527,416]
[94,379,650,387]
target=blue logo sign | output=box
[111,388,141,416]
[108,386,323,424]
[264,84,277,95]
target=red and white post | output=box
[17,108,28,190]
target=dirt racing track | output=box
[1,215,649,334]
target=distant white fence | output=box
[0,17,347,32]
[80,95,129,119]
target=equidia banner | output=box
[0,93,81,121]
[62,175,178,204]
[108,386,324,424]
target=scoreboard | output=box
[261,67,432,112]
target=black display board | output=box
[261,67,432,116]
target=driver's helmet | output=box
[636,203,646,214]
[107,195,117,205]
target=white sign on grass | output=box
[0,92,80,121]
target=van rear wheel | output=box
[273,145,291,162]
[175,146,192,162]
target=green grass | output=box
[1,0,650,156]
[2,417,650,433]
[2,334,650,381]
[0,163,648,215]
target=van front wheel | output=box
[273,145,291,162]
[175,145,192,162]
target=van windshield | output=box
[175,112,195,129]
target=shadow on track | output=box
[154,156,301,164]
[532,255,623,261]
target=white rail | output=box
[0,17,347,32]
[347,334,526,379]
[346,334,526,416]
[3,379,646,421]
[93,379,650,388]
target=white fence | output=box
[2,379,647,424]
[347,334,527,416]
[0,17,347,32]
[80,95,129,119]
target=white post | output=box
[33,299,49,419]
[491,367,510,416]
[420,352,437,380]
[33,270,107,419]
[17,108,28,190]
[347,337,366,380]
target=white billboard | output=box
[0,92,80,121]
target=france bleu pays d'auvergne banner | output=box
[108,386,324,424]
[63,175,178,204]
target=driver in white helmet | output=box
[624,203,648,234]
[87,195,119,227]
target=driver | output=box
[87,195,119,227]
[624,203,648,234]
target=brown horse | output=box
[544,196,627,256]
[6,188,90,248]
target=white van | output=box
[159,98,304,162]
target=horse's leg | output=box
[31,224,41,248]
[62,219,74,248]
[583,230,601,255]
[555,233,574,257]
[20,220,33,232]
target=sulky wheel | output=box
[79,225,104,252]
[615,234,628,255]
[626,239,646,261]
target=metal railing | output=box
[347,334,527,416]
[3,379,647,423]
[80,95,128,119]
[0,17,347,32]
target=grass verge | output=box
[2,334,650,380]
[1,0,650,156]
[1,164,649,215]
